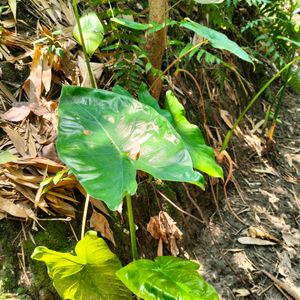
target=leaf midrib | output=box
[81,106,125,197]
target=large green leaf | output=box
[73,12,104,57]
[180,19,252,63]
[138,85,223,179]
[57,86,203,210]
[193,0,224,3]
[31,231,131,300]
[138,84,172,121]
[116,256,219,300]
[165,91,223,179]
[111,17,151,31]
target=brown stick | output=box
[261,270,300,300]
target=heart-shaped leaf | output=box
[180,19,252,63]
[73,12,104,57]
[116,256,219,300]
[57,86,203,210]
[31,231,131,300]
[138,85,223,179]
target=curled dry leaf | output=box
[24,45,43,103]
[76,183,110,216]
[1,157,78,220]
[220,109,242,137]
[90,210,115,246]
[45,194,76,219]
[147,211,183,256]
[248,226,281,244]
[0,196,28,219]
[1,102,49,122]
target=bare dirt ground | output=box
[192,93,300,300]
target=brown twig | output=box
[182,183,206,224]
[174,68,209,142]
[155,188,205,224]
[261,270,300,300]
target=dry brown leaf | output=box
[16,157,64,173]
[45,194,76,218]
[76,183,110,216]
[248,226,281,243]
[238,237,276,246]
[220,109,242,137]
[27,127,37,158]
[3,126,26,156]
[8,0,17,22]
[1,105,31,122]
[147,211,183,256]
[59,0,75,25]
[0,197,28,219]
[23,45,43,103]
[89,197,110,216]
[147,216,164,240]
[90,210,116,246]
[42,54,52,93]
[40,143,60,162]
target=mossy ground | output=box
[0,220,76,300]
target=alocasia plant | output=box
[56,85,205,210]
[138,84,223,179]
[31,231,131,300]
[32,5,226,298]
[32,85,221,299]
[32,231,219,300]
[116,256,219,300]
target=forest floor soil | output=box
[192,92,300,300]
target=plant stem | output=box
[149,41,206,92]
[81,193,90,239]
[221,56,300,151]
[126,193,138,261]
[72,0,96,88]
[272,64,292,124]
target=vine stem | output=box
[81,193,90,239]
[72,0,96,88]
[221,55,300,151]
[126,193,138,261]
[149,41,207,92]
